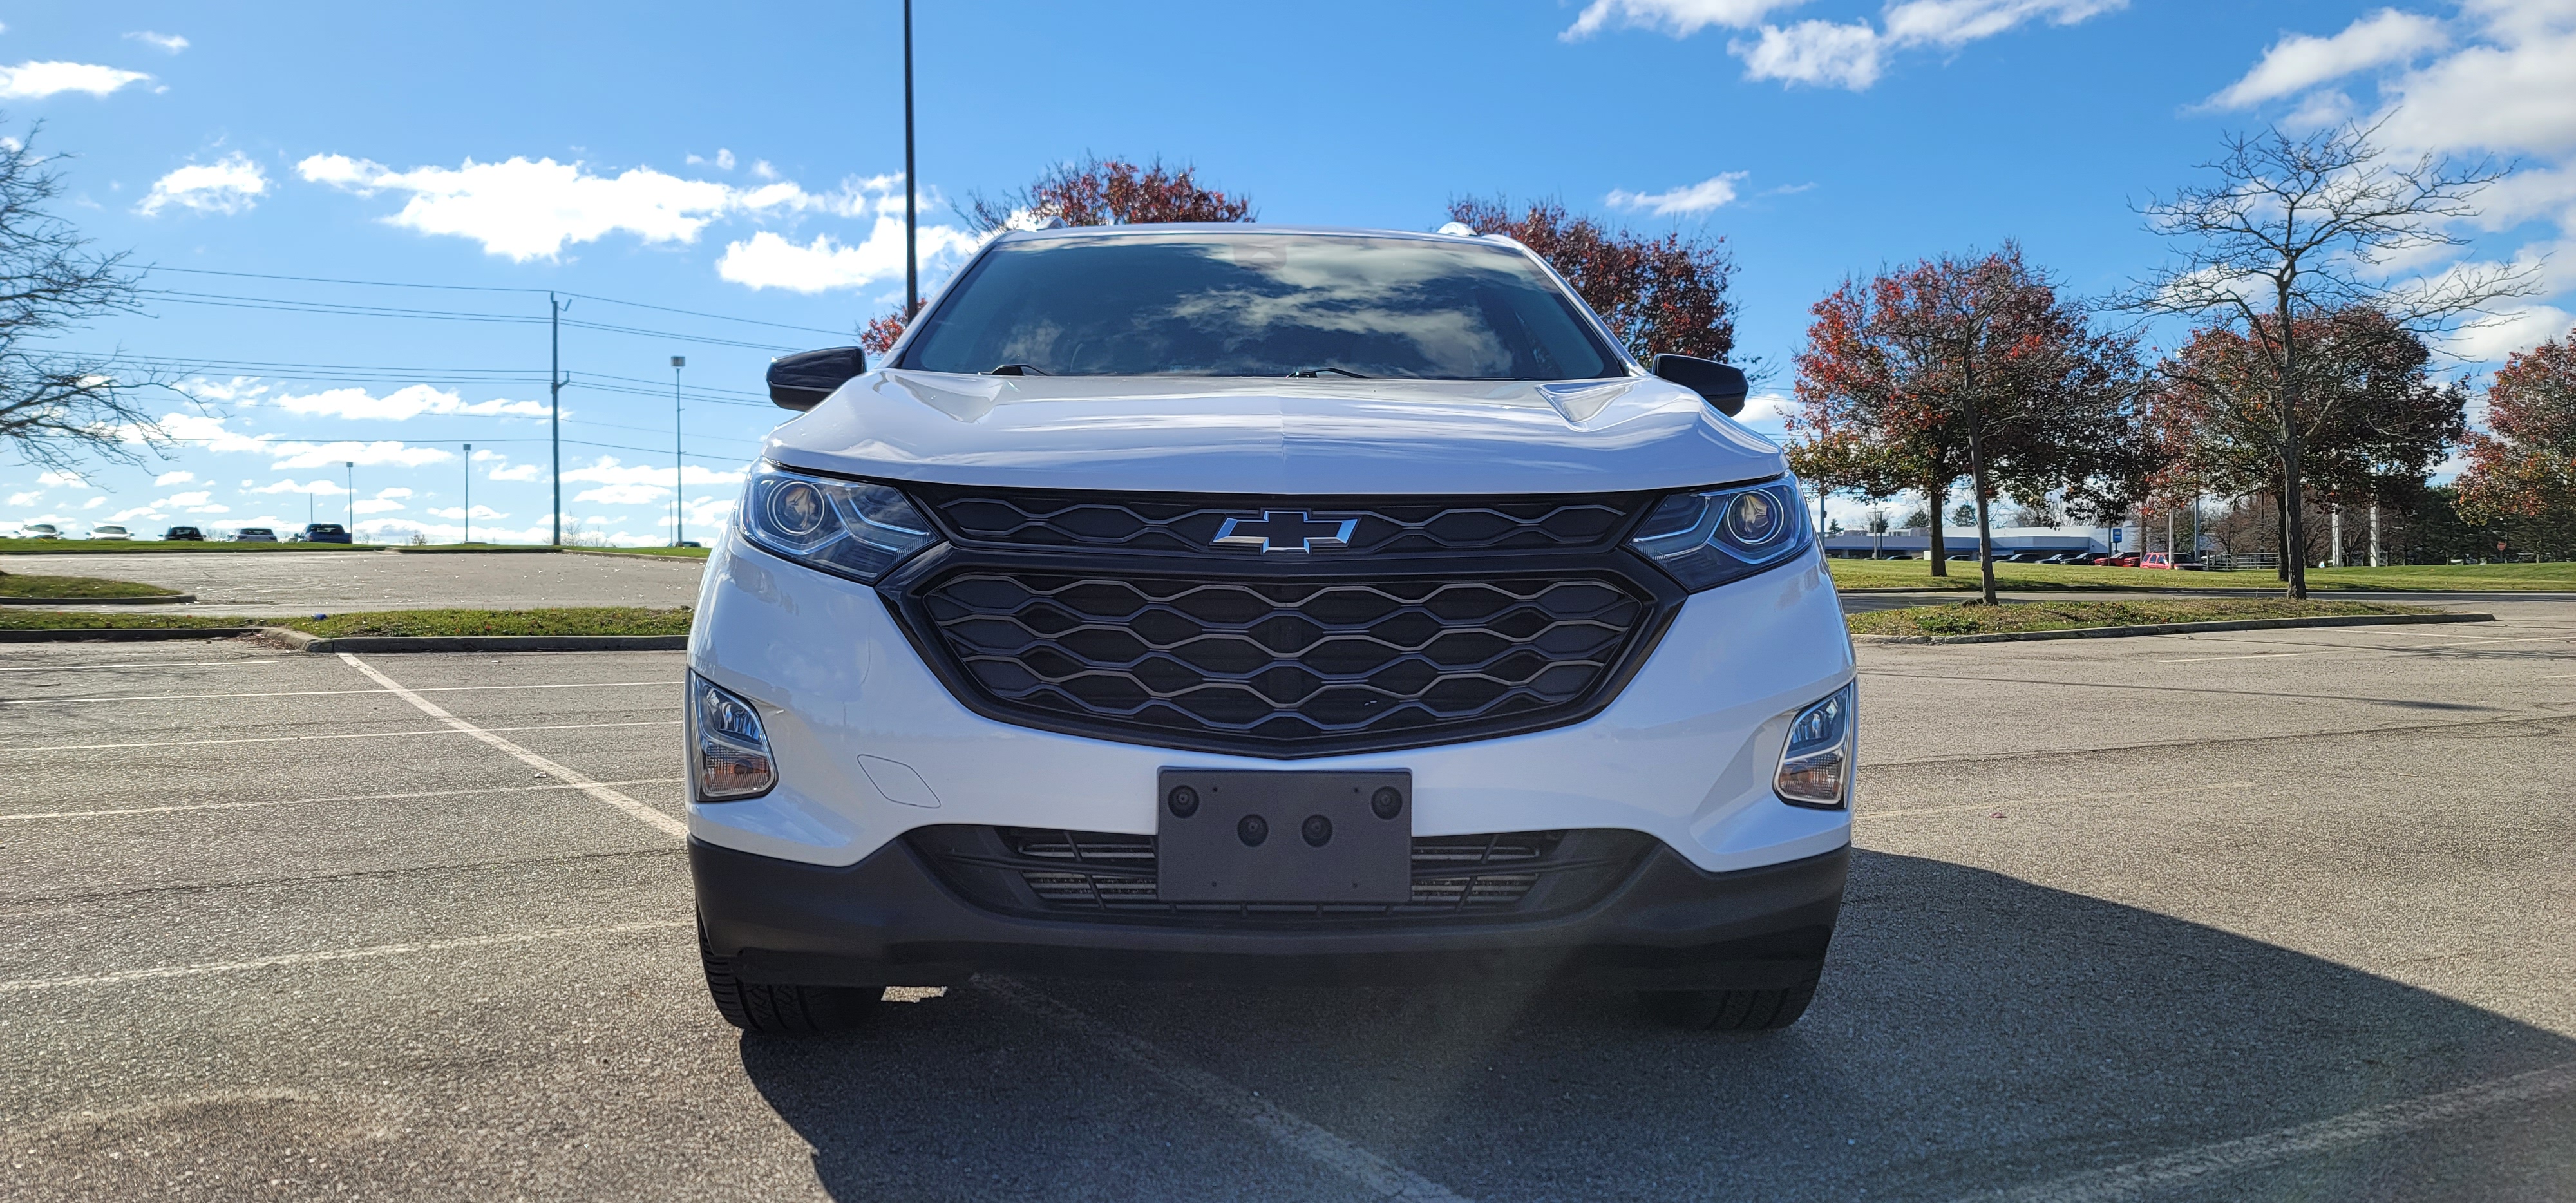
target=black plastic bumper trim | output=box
[692,833,1845,990]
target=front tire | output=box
[1645,963,1822,1031]
[699,922,880,1035]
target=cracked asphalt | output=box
[1,594,2570,1200]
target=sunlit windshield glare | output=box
[899,233,1624,380]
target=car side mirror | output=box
[767,346,867,411]
[1650,354,1748,417]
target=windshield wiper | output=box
[985,363,1050,376]
[1288,366,1369,378]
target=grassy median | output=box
[0,606,693,636]
[1828,558,2576,592]
[1847,597,2438,638]
[0,571,185,598]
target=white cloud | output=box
[81,496,104,510]
[269,440,453,469]
[109,507,164,522]
[1577,0,2121,90]
[561,456,748,488]
[1607,172,1750,215]
[2446,303,2575,361]
[574,483,668,506]
[2208,8,2451,109]
[175,376,270,404]
[187,504,230,514]
[488,462,542,482]
[124,31,189,54]
[163,491,213,506]
[249,478,347,495]
[717,216,981,292]
[352,497,409,515]
[427,504,507,519]
[137,153,269,217]
[37,470,91,488]
[1735,21,1884,88]
[6,491,37,506]
[687,148,738,170]
[153,469,195,486]
[0,61,153,100]
[375,488,414,500]
[269,383,546,421]
[1562,0,1806,39]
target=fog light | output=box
[1775,683,1855,809]
[690,674,776,801]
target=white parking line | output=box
[0,777,685,822]
[980,978,1477,1202]
[0,719,678,755]
[0,659,283,674]
[1867,780,2255,820]
[1964,1057,2576,1202]
[339,653,688,838]
[0,920,692,994]
[3,679,672,706]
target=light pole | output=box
[345,461,354,535]
[904,0,918,319]
[463,443,473,545]
[671,355,686,546]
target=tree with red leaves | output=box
[860,156,1256,355]
[2456,326,2576,558]
[1792,245,2143,601]
[1444,198,1736,364]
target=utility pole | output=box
[670,355,686,546]
[549,292,570,546]
[463,443,473,545]
[903,0,918,319]
[345,461,355,532]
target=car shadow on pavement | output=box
[739,849,2575,1202]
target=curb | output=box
[0,626,261,642]
[560,547,710,560]
[1852,612,2495,645]
[387,546,564,554]
[0,593,194,605]
[263,629,688,652]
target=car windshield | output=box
[899,232,1625,380]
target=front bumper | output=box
[694,835,1846,990]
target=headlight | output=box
[1775,683,1855,809]
[690,674,777,800]
[1627,478,1813,591]
[738,464,938,582]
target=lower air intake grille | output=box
[905,826,1653,925]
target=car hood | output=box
[762,370,1786,495]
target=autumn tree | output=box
[1444,197,1736,363]
[1792,245,2143,600]
[2128,121,2535,596]
[2152,308,2467,569]
[0,123,158,471]
[859,156,1256,355]
[2457,326,2576,558]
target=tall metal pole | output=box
[671,355,687,546]
[549,292,567,546]
[903,0,918,319]
[463,443,473,545]
[345,461,355,532]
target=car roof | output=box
[985,222,1508,249]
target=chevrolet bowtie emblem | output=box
[1211,510,1359,553]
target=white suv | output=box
[690,225,1855,1034]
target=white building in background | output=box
[1821,524,2152,558]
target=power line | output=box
[141,264,859,337]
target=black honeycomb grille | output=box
[916,571,1651,750]
[912,486,1645,557]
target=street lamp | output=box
[671,355,686,546]
[463,443,473,545]
[345,461,355,535]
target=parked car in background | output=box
[18,522,61,539]
[2136,552,2204,571]
[164,526,205,541]
[88,524,133,540]
[2038,553,2085,565]
[303,523,353,544]
[232,527,278,542]
[2092,553,2140,567]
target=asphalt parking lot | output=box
[0,550,705,614]
[3,600,2571,1200]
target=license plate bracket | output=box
[1155,769,1412,904]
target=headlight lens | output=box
[1627,478,1813,591]
[738,465,938,582]
[1775,683,1855,809]
[690,673,777,801]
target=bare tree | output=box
[2127,120,2539,597]
[0,122,158,473]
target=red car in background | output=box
[2092,553,2141,566]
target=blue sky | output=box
[6,0,2571,540]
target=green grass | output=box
[1829,558,2576,592]
[0,538,381,554]
[272,607,694,638]
[0,610,251,630]
[1847,597,2438,638]
[0,572,184,598]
